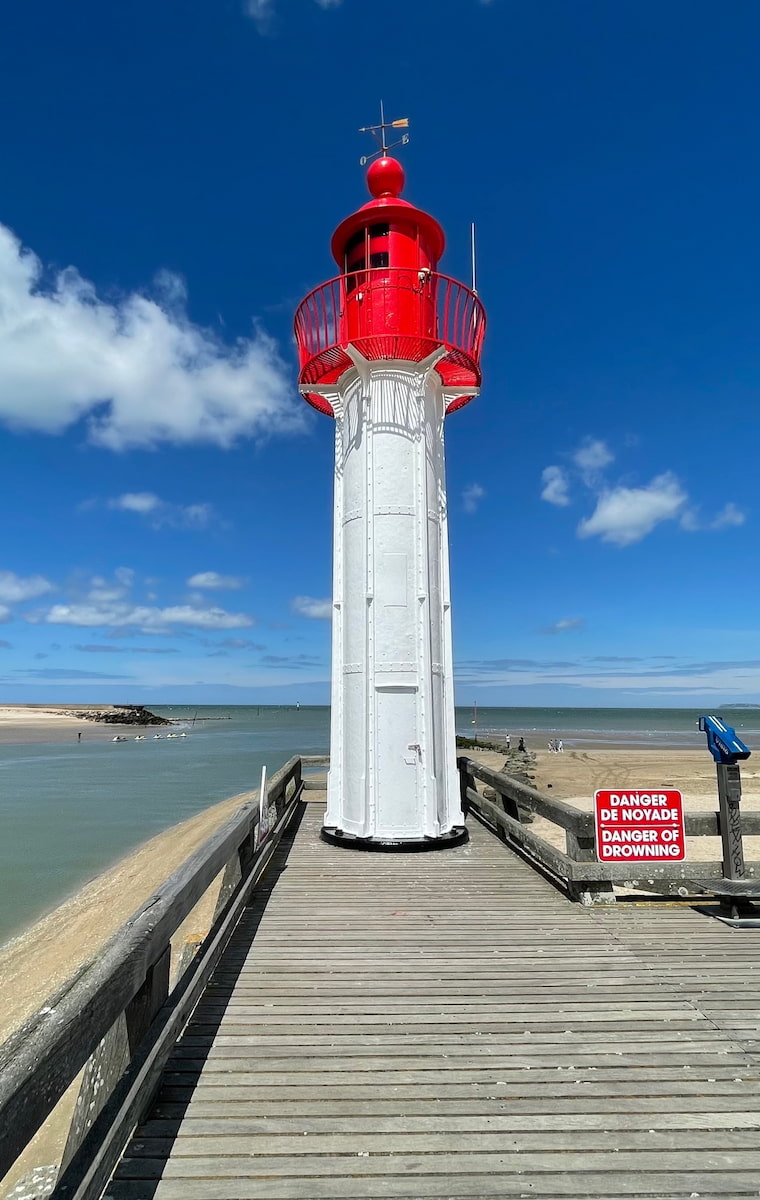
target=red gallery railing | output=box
[294,269,486,416]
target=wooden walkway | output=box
[106,804,760,1199]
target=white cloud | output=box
[0,222,304,450]
[0,571,54,604]
[577,472,688,546]
[292,596,332,620]
[107,494,214,529]
[110,493,160,515]
[0,607,10,623]
[38,602,253,632]
[711,502,746,529]
[540,466,570,507]
[245,0,340,31]
[462,483,485,514]
[543,617,585,634]
[682,501,747,532]
[573,438,614,483]
[244,0,275,30]
[187,572,244,590]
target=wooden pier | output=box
[3,759,760,1198]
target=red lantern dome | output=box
[294,157,485,417]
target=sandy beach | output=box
[468,743,760,864]
[0,705,168,745]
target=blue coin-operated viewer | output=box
[698,715,752,883]
[699,715,751,765]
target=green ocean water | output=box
[0,704,756,947]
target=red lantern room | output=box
[294,153,486,417]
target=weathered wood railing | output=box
[0,754,307,1200]
[459,756,760,905]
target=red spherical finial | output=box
[366,156,405,198]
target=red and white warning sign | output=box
[594,790,686,862]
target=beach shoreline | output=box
[0,704,171,745]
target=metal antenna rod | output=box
[470,223,477,295]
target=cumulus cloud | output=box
[292,596,332,620]
[187,572,244,590]
[573,438,614,484]
[0,571,54,603]
[681,501,747,532]
[542,436,743,547]
[107,494,214,529]
[462,483,485,514]
[577,472,688,546]
[27,570,254,633]
[540,466,570,507]
[542,617,585,634]
[39,603,253,631]
[245,0,340,32]
[711,502,746,529]
[0,222,303,450]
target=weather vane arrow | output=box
[359,101,410,166]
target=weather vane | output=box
[358,101,410,166]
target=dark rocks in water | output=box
[75,705,171,727]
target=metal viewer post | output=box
[698,714,751,882]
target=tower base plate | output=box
[320,826,469,853]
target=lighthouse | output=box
[294,124,486,850]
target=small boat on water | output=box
[134,735,145,741]
[112,736,128,742]
[153,734,163,740]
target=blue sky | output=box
[0,0,758,707]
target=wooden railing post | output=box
[458,757,475,818]
[60,945,170,1172]
[565,829,615,906]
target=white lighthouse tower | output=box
[294,130,486,850]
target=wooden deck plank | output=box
[106,804,760,1200]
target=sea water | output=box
[1,704,757,947]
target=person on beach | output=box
[505,734,511,750]
[557,739,564,753]
[77,731,82,742]
[518,737,526,753]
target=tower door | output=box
[374,685,420,838]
